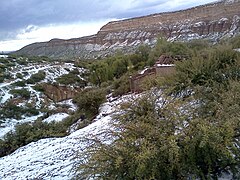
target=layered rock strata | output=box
[14,0,240,59]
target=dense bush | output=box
[12,80,26,87]
[26,70,46,84]
[32,84,45,92]
[56,70,87,87]
[112,73,130,97]
[171,45,240,98]
[230,35,240,49]
[0,119,67,157]
[73,88,106,117]
[88,61,114,86]
[9,88,31,99]
[0,102,39,119]
[74,43,240,179]
[148,37,192,66]
[17,55,52,63]
[0,72,12,83]
[16,73,23,79]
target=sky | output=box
[0,0,217,51]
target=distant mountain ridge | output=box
[14,0,240,59]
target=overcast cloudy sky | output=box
[0,0,217,51]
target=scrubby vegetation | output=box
[12,80,26,87]
[74,37,240,179]
[1,36,240,179]
[0,102,39,120]
[73,88,106,116]
[26,70,46,84]
[0,86,107,158]
[230,35,240,49]
[9,88,31,99]
[56,69,87,87]
[71,87,107,129]
[0,119,67,157]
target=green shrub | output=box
[0,101,39,120]
[16,58,28,65]
[27,56,51,63]
[74,87,240,179]
[9,88,31,99]
[56,72,86,87]
[73,88,106,117]
[0,103,24,119]
[12,80,26,87]
[88,61,114,86]
[16,73,23,79]
[74,43,240,179]
[74,94,184,179]
[171,45,240,98]
[0,119,67,157]
[112,73,130,97]
[26,70,46,84]
[0,73,12,83]
[230,35,240,49]
[32,84,45,92]
[148,37,191,66]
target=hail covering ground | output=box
[0,93,138,179]
[0,56,83,138]
[0,90,233,179]
[0,55,235,178]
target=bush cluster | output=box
[12,80,26,87]
[73,88,106,117]
[0,102,39,120]
[56,69,87,87]
[87,45,151,87]
[9,88,31,99]
[0,119,67,157]
[74,39,240,179]
[26,70,46,84]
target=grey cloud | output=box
[0,0,112,30]
[0,0,216,41]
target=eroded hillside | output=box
[14,0,240,59]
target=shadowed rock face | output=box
[14,0,240,59]
[42,83,81,102]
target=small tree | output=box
[73,88,106,117]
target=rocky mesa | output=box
[14,0,240,59]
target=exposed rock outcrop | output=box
[14,0,240,59]
[42,83,81,102]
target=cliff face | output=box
[42,83,81,102]
[15,0,240,59]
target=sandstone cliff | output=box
[14,0,240,59]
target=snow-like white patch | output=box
[193,21,205,27]
[139,67,150,74]
[85,43,102,51]
[43,113,69,123]
[0,61,86,137]
[57,99,78,112]
[0,55,8,58]
[156,64,175,67]
[0,93,138,179]
[0,113,43,138]
[0,87,13,104]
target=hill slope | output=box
[14,0,240,59]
